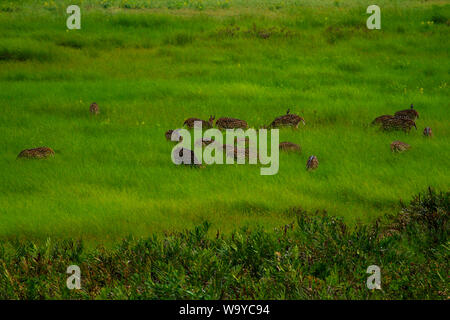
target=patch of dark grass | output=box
[0,43,55,62]
[230,200,271,216]
[430,11,449,25]
[324,26,350,44]
[94,36,125,48]
[164,32,195,46]
[111,14,172,29]
[337,62,364,73]
[55,37,86,49]
[216,24,297,40]
[0,2,19,12]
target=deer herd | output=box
[16,103,434,173]
[371,103,433,153]
[162,103,433,171]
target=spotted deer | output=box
[306,155,319,170]
[394,104,419,121]
[173,147,204,168]
[423,127,433,137]
[215,117,248,130]
[183,116,215,129]
[90,102,99,115]
[390,141,411,152]
[222,144,257,162]
[279,142,301,153]
[381,117,417,132]
[165,129,183,142]
[372,115,394,125]
[17,147,55,159]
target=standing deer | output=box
[423,127,433,137]
[371,114,394,125]
[381,117,417,132]
[306,155,319,170]
[394,104,419,121]
[90,102,99,115]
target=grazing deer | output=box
[222,144,257,162]
[165,129,183,142]
[423,127,433,137]
[306,155,319,170]
[394,104,419,121]
[279,141,301,153]
[17,147,55,159]
[372,115,394,125]
[390,141,411,152]
[215,117,248,130]
[194,137,215,147]
[269,109,305,128]
[173,147,203,168]
[381,117,417,132]
[90,102,99,115]
[183,115,215,129]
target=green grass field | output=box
[0,0,449,243]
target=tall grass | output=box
[0,1,448,242]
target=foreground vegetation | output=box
[0,188,447,299]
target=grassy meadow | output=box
[0,0,449,243]
[1,189,448,299]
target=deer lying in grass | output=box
[165,129,183,142]
[17,147,55,159]
[269,109,305,129]
[215,117,248,130]
[279,142,301,153]
[183,116,215,129]
[391,141,411,152]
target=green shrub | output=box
[0,188,447,299]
